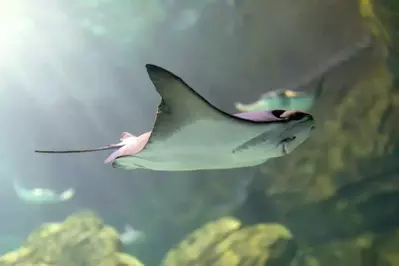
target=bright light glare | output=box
[0,2,35,62]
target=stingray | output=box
[119,224,145,245]
[234,77,324,113]
[235,34,374,113]
[35,64,315,171]
[13,181,75,204]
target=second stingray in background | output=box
[235,82,322,112]
[235,34,374,112]
[13,181,75,204]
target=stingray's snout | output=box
[271,109,313,122]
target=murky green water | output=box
[0,0,398,265]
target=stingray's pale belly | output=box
[115,148,282,171]
[116,156,267,171]
[159,119,278,149]
[114,119,286,171]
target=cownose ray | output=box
[234,77,324,113]
[235,33,374,113]
[13,181,75,204]
[35,64,315,171]
[119,224,145,245]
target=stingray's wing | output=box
[143,64,273,145]
[146,64,236,133]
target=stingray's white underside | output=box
[113,119,285,171]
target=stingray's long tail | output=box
[35,144,122,154]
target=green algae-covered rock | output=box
[162,217,297,266]
[0,211,144,266]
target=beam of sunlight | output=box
[0,2,36,65]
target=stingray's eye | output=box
[284,90,297,98]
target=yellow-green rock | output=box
[162,217,296,266]
[0,211,144,266]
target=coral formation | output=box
[161,217,297,266]
[0,211,143,266]
[161,216,399,266]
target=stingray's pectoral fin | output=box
[35,143,123,154]
[144,64,236,142]
[146,64,216,115]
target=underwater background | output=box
[0,0,398,265]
